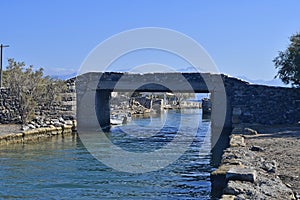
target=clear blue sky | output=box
[1,0,300,80]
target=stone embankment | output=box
[21,116,75,131]
[211,125,299,200]
[0,122,76,145]
[0,116,77,145]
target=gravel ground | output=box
[245,125,300,199]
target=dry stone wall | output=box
[223,76,300,126]
[0,88,21,124]
[0,79,76,125]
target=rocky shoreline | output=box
[211,125,300,200]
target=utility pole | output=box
[0,44,9,88]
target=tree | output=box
[273,33,300,87]
[3,58,66,123]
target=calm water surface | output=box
[0,109,212,199]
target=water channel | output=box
[0,109,212,199]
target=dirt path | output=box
[245,125,300,199]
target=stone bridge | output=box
[76,72,300,164]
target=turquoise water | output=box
[0,109,212,199]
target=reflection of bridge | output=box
[76,72,300,165]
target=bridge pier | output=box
[210,90,232,167]
[95,90,111,132]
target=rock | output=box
[230,135,246,147]
[41,123,48,127]
[220,194,236,200]
[224,176,296,199]
[21,125,30,131]
[65,120,73,125]
[58,117,65,123]
[222,159,243,166]
[51,119,59,125]
[249,145,264,152]
[261,160,277,173]
[54,122,61,127]
[236,194,248,200]
[29,121,36,126]
[295,192,300,199]
[224,180,244,195]
[28,124,36,129]
[244,128,258,135]
[285,183,292,188]
[226,167,257,183]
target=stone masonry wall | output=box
[0,88,21,124]
[223,76,300,126]
[59,78,76,120]
[0,78,76,125]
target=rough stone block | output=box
[220,194,236,200]
[230,135,246,147]
[226,167,257,183]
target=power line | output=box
[0,44,9,88]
